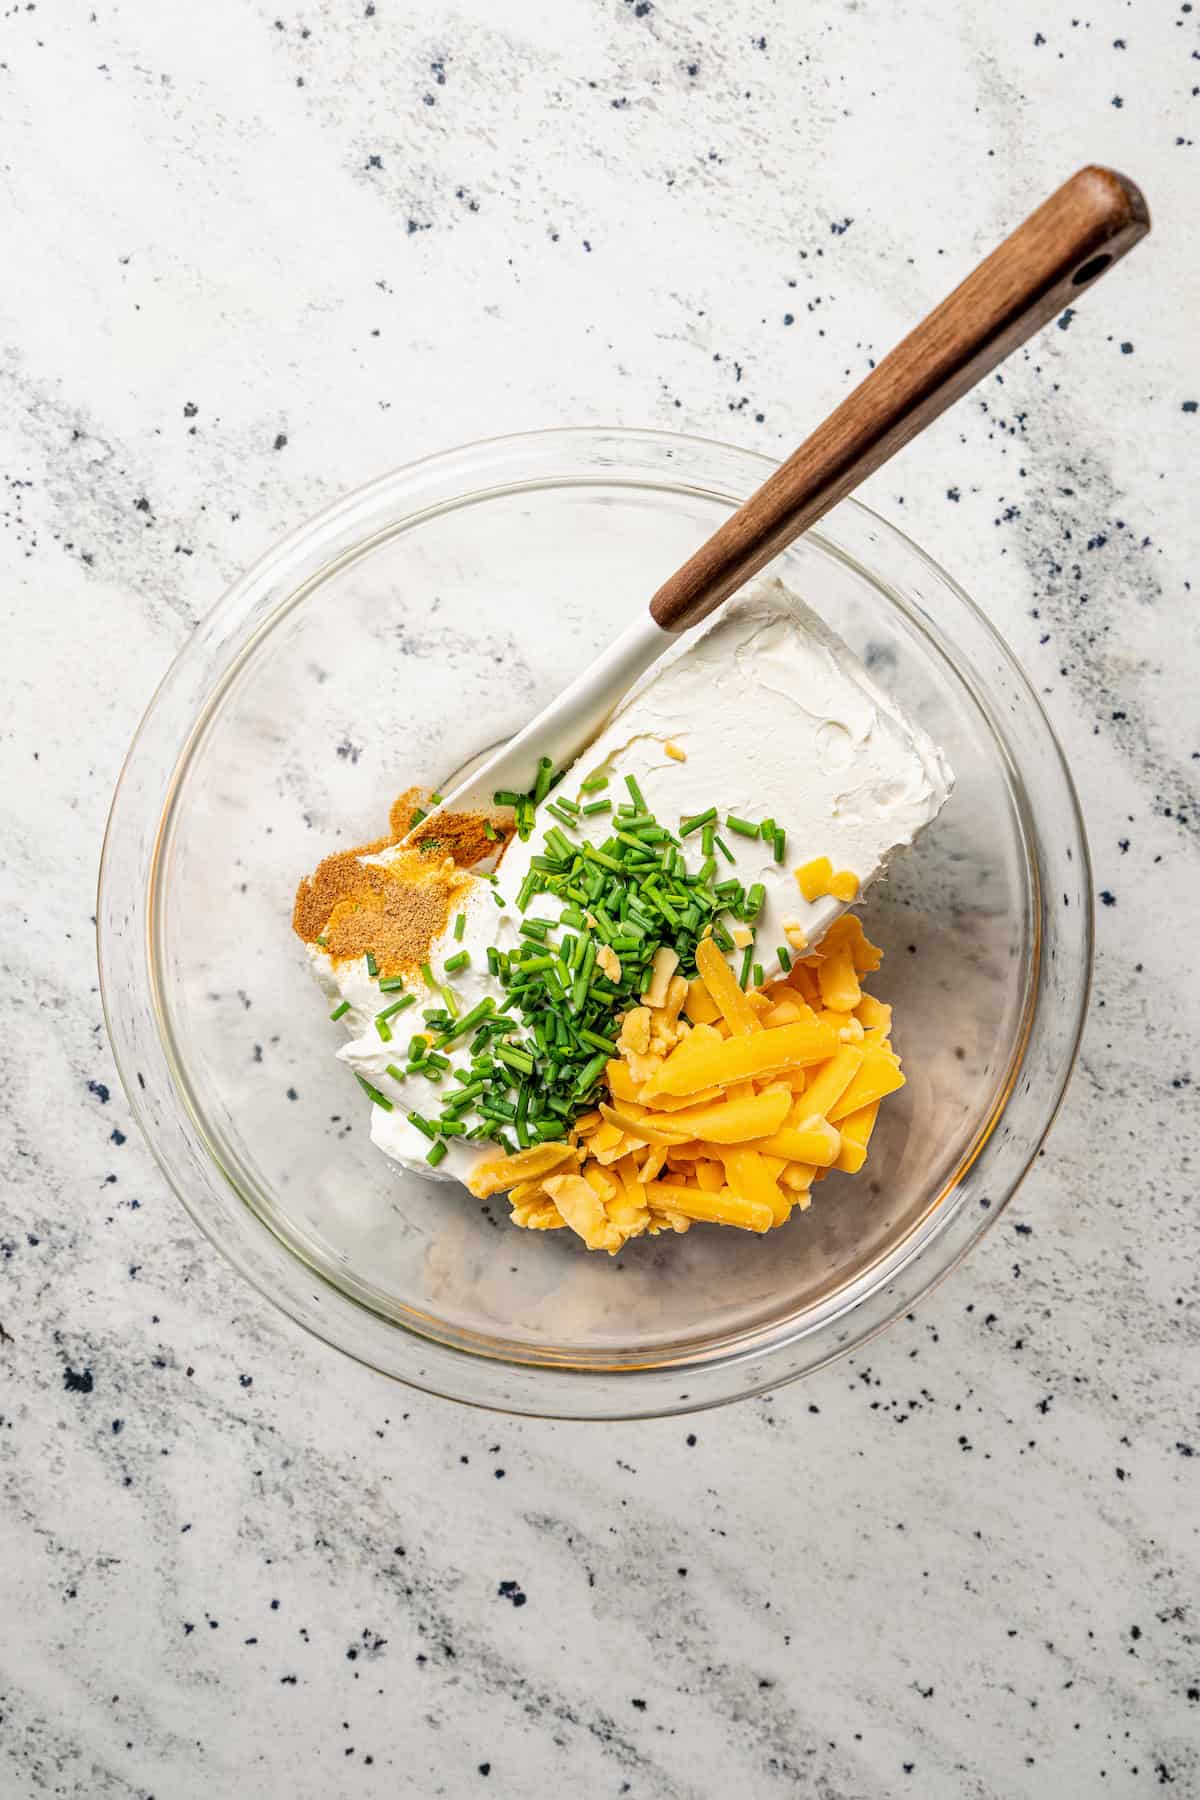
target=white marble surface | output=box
[2,2,1197,1795]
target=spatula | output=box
[407,164,1148,845]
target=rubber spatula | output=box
[406,165,1148,846]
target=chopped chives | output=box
[491,890,505,906]
[715,835,735,863]
[329,1000,350,1022]
[365,951,379,977]
[484,820,498,841]
[355,1073,393,1111]
[453,912,466,941]
[624,773,647,810]
[444,951,470,974]
[574,1051,609,1093]
[726,816,759,838]
[532,756,555,805]
[378,975,406,992]
[680,806,717,837]
[582,798,612,817]
[377,995,415,1022]
[425,1140,448,1167]
[583,844,623,874]
[777,945,792,973]
[409,808,427,827]
[555,795,581,818]
[315,934,328,947]
[374,1017,392,1042]
[486,946,501,976]
[773,831,786,864]
[420,961,435,987]
[745,883,765,918]
[444,1079,485,1108]
[492,788,521,807]
[434,997,495,1046]
[579,773,608,793]
[435,1120,467,1137]
[430,790,443,804]
[739,944,755,988]
[386,1063,407,1082]
[753,963,764,989]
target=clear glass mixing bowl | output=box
[98,429,1091,1418]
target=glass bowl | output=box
[98,429,1091,1419]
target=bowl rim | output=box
[98,424,1093,1418]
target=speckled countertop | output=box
[2,2,1197,1795]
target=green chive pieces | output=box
[365,951,379,977]
[777,945,792,973]
[355,1073,393,1110]
[421,776,798,1162]
[378,975,407,993]
[533,756,554,805]
[329,1000,350,1022]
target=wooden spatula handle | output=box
[650,164,1149,633]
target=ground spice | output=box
[293,786,511,978]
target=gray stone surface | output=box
[1,2,1195,1795]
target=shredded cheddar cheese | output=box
[467,921,905,1253]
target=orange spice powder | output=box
[293,786,512,979]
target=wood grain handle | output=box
[650,164,1150,632]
